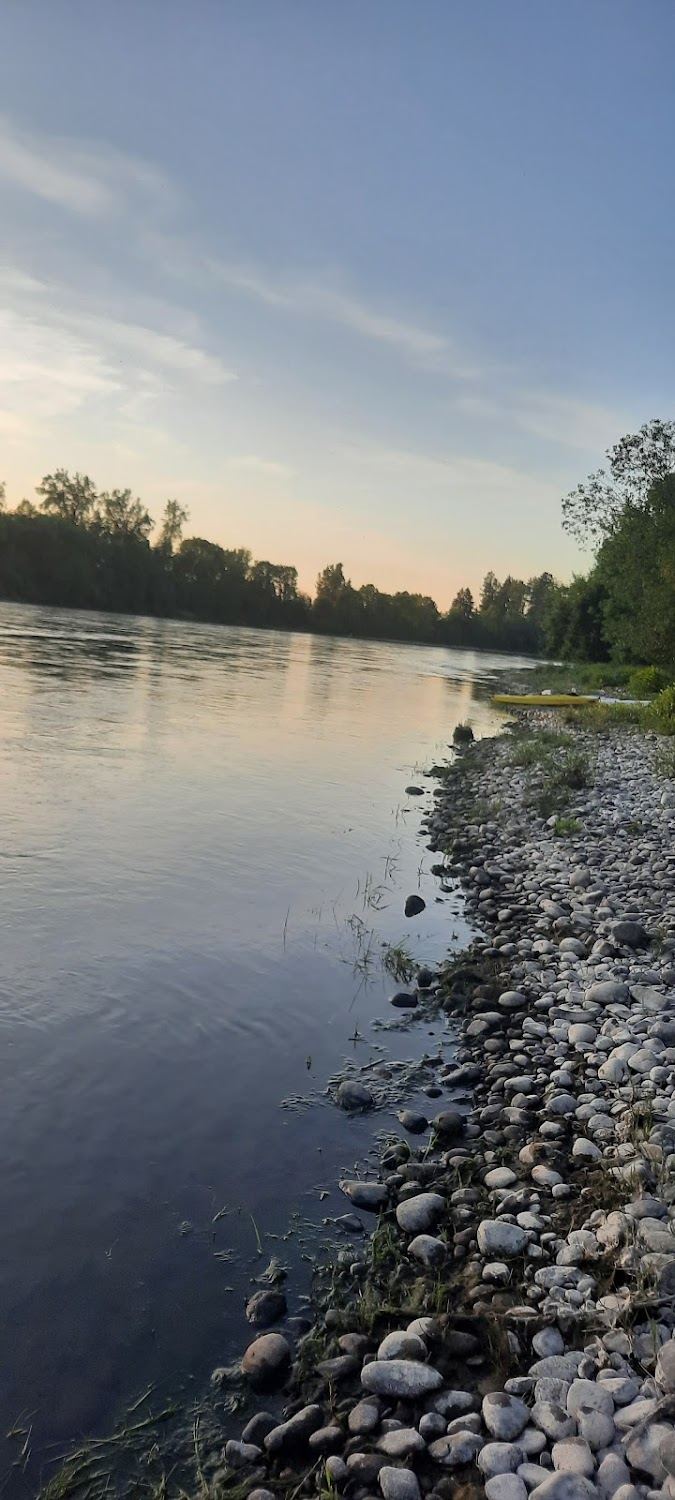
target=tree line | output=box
[0,470,557,652]
[1,434,673,664]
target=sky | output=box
[0,0,673,607]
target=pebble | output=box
[485,1477,528,1500]
[336,1079,375,1111]
[477,1220,529,1257]
[361,1359,443,1399]
[241,1333,291,1390]
[340,1179,388,1211]
[395,1192,446,1234]
[482,1390,530,1440]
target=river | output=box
[0,603,534,1494]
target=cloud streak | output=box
[203,254,476,376]
[0,114,177,219]
[0,268,236,440]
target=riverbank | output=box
[213,712,675,1500]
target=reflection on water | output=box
[0,604,534,1495]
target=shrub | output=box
[651,685,675,734]
[628,665,672,698]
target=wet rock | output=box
[340,1180,388,1211]
[264,1404,323,1456]
[396,1192,446,1235]
[242,1412,277,1446]
[241,1332,291,1391]
[337,1080,375,1111]
[391,992,419,1010]
[405,786,424,796]
[404,895,426,918]
[245,1289,288,1326]
[225,1440,262,1468]
[431,1109,464,1138]
[397,1109,428,1133]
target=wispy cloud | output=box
[0,267,236,441]
[0,114,177,219]
[456,389,625,454]
[228,454,293,478]
[200,253,477,376]
[338,439,562,508]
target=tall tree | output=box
[158,499,189,553]
[595,475,675,665]
[95,489,154,540]
[36,469,98,525]
[562,418,675,547]
[450,587,474,619]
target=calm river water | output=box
[0,604,533,1493]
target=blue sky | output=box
[0,0,672,605]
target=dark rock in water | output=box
[432,1109,465,1139]
[340,1179,388,1211]
[416,965,435,989]
[405,785,425,796]
[404,895,426,918]
[424,1085,442,1098]
[225,1440,262,1469]
[241,1332,292,1390]
[336,1079,375,1111]
[390,990,418,1009]
[398,1109,429,1134]
[245,1288,288,1326]
[242,1412,277,1446]
[452,722,474,743]
[611,918,649,948]
[264,1404,323,1456]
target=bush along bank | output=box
[205,711,675,1500]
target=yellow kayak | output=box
[492,694,595,707]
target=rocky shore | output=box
[218,716,675,1500]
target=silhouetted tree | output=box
[37,469,98,525]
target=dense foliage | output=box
[2,428,675,667]
[553,419,675,667]
[0,471,555,652]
